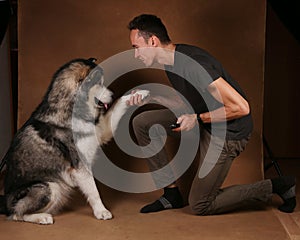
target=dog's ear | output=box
[88,58,97,63]
[89,68,103,83]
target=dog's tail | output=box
[0,195,7,214]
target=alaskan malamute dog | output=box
[0,58,149,224]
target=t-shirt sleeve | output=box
[183,55,221,92]
[194,54,221,79]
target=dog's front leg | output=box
[72,167,112,220]
[109,98,130,134]
[110,90,150,133]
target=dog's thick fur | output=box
[0,58,149,224]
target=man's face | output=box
[130,29,156,67]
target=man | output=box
[127,14,296,215]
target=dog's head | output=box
[43,58,113,124]
[81,59,113,114]
[70,58,113,120]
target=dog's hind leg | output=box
[72,167,112,220]
[6,182,55,224]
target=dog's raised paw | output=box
[134,90,150,100]
[94,209,113,220]
[121,90,150,102]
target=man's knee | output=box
[132,112,163,135]
[188,198,212,216]
[132,114,142,128]
[132,112,154,140]
[132,113,145,131]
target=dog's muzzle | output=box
[94,97,109,110]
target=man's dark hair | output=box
[128,14,171,44]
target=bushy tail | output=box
[0,195,7,214]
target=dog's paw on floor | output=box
[11,213,54,225]
[94,209,113,220]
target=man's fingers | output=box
[127,93,143,106]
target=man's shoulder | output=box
[176,44,206,55]
[175,44,214,62]
[176,43,202,54]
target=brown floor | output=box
[0,159,299,240]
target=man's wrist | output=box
[196,114,203,124]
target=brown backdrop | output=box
[18,0,266,195]
[264,5,300,159]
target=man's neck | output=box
[156,43,176,66]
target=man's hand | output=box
[126,89,151,106]
[172,114,197,132]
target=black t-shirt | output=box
[165,44,253,140]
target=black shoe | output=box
[271,176,296,213]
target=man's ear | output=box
[151,36,160,46]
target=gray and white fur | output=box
[0,58,149,224]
